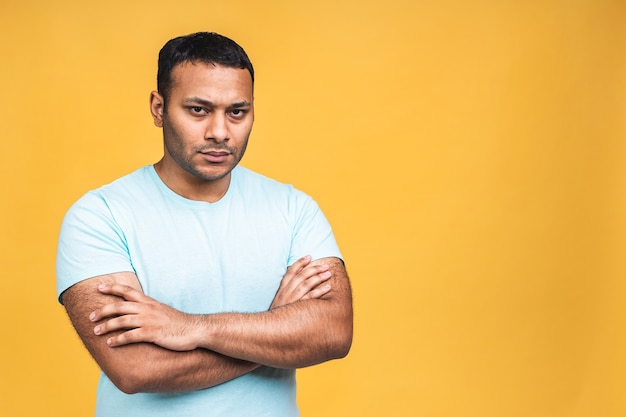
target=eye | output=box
[228,108,248,119]
[186,106,209,116]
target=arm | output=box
[62,256,331,394]
[93,257,353,369]
[196,257,352,368]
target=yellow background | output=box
[1,1,625,416]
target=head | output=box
[150,32,255,201]
[157,32,254,109]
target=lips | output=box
[200,150,230,163]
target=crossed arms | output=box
[61,256,353,394]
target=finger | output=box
[94,313,141,336]
[280,269,330,302]
[105,328,149,347]
[294,254,312,267]
[283,255,312,279]
[290,255,312,271]
[270,258,330,309]
[90,301,142,322]
[276,255,313,292]
[292,270,332,300]
[287,263,330,291]
[97,283,147,302]
[301,283,332,300]
[278,269,331,304]
[301,262,330,277]
[285,262,329,288]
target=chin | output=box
[195,167,234,182]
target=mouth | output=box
[200,150,231,163]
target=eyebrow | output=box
[183,97,251,108]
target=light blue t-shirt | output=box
[56,165,342,417]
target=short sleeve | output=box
[288,191,342,265]
[56,191,134,303]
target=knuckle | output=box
[301,280,315,290]
[118,315,133,327]
[95,323,106,334]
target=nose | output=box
[205,113,229,142]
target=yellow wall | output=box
[1,1,625,416]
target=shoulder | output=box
[233,166,312,203]
[66,166,154,213]
[232,167,327,233]
[96,166,155,200]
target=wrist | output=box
[193,314,215,350]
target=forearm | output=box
[181,257,353,368]
[196,297,352,368]
[99,343,258,394]
[62,273,258,394]
[88,258,353,372]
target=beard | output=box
[161,118,249,182]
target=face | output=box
[150,62,254,192]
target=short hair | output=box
[157,32,254,103]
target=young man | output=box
[56,32,353,416]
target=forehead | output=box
[169,62,253,102]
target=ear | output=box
[150,91,165,127]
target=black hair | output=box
[157,32,254,103]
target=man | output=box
[56,32,353,416]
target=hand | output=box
[270,255,332,309]
[90,283,201,351]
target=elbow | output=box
[324,318,353,361]
[288,322,352,368]
[328,292,353,360]
[109,374,142,395]
[106,364,153,395]
[113,377,143,395]
[334,336,352,360]
[331,325,353,360]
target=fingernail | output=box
[94,325,101,335]
[89,312,96,321]
[321,271,331,278]
[98,284,107,290]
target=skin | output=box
[61,62,353,394]
[91,256,351,368]
[150,62,254,202]
[62,257,335,393]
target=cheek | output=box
[165,120,200,144]
[232,123,253,144]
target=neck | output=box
[153,159,231,203]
